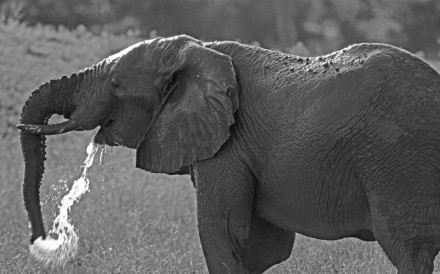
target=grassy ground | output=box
[2,21,440,273]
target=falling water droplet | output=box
[99,145,106,166]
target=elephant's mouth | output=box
[94,119,119,146]
[94,118,141,149]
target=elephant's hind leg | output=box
[365,177,440,273]
[377,236,440,274]
[243,215,295,273]
[358,144,440,273]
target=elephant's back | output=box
[295,43,440,142]
[300,43,440,199]
[253,53,440,237]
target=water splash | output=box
[29,139,102,268]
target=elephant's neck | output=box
[206,42,285,158]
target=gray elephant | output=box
[18,35,440,273]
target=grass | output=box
[2,20,440,273]
[1,136,207,273]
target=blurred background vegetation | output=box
[1,0,439,58]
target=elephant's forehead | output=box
[107,40,150,63]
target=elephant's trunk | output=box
[19,74,79,243]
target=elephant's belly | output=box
[253,176,373,241]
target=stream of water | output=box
[29,139,102,267]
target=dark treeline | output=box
[1,0,439,57]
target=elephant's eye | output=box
[111,78,120,89]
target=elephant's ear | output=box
[136,40,239,174]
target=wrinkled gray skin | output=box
[18,35,440,273]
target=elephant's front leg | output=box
[193,156,255,273]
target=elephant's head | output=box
[18,35,239,243]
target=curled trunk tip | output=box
[17,120,81,135]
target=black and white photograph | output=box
[2,0,440,273]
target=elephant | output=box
[18,34,440,273]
